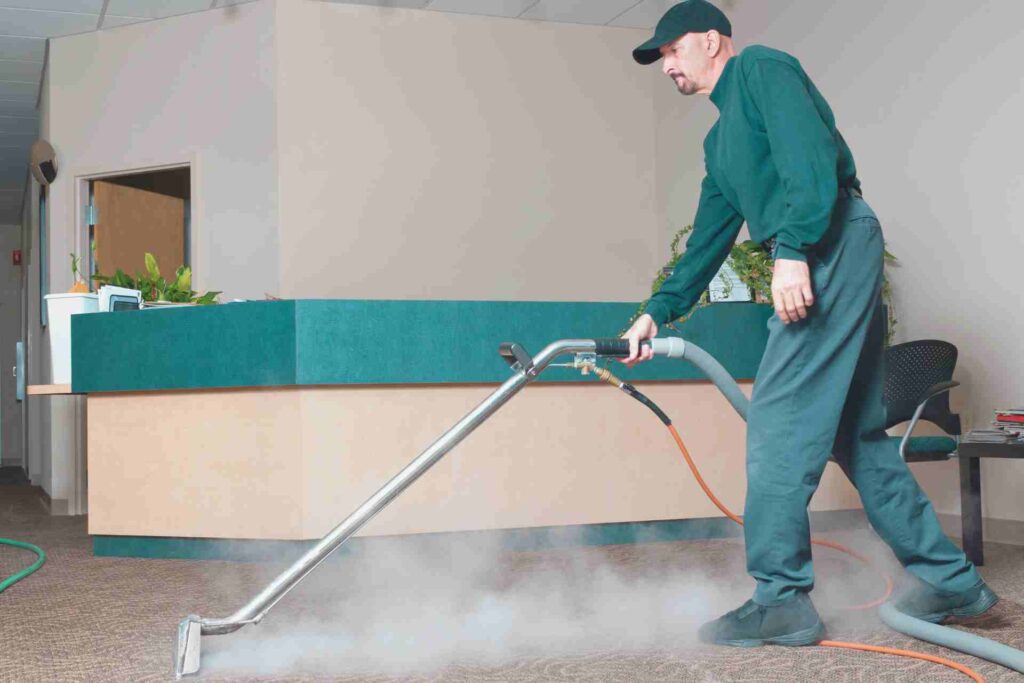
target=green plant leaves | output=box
[91,253,219,305]
[113,269,134,288]
[173,265,192,292]
[144,252,160,279]
[626,225,900,344]
[193,291,220,305]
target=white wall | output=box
[47,0,1020,526]
[655,1,1024,523]
[275,0,660,301]
[45,0,279,301]
[37,0,279,509]
[27,65,49,490]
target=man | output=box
[621,0,997,647]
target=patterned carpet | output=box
[2,483,1023,682]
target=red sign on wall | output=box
[12,250,21,266]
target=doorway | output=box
[85,166,191,285]
[1,217,24,475]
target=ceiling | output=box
[0,0,689,225]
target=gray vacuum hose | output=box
[879,603,1024,673]
[651,337,750,419]
[658,336,1024,675]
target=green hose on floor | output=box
[0,539,46,593]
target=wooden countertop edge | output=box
[26,384,74,395]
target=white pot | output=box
[45,293,99,384]
[709,261,753,303]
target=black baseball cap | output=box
[632,0,732,65]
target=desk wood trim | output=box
[27,384,74,395]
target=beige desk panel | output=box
[88,382,861,539]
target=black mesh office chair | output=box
[883,340,962,462]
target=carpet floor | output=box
[2,484,1023,682]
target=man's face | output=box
[659,33,710,95]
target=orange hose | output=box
[819,641,984,683]
[665,424,984,683]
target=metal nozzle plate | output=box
[175,617,202,679]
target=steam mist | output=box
[202,531,752,678]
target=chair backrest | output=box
[883,339,961,435]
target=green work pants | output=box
[745,196,980,606]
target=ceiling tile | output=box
[0,159,28,186]
[0,8,99,38]
[0,190,24,222]
[424,0,537,18]
[321,0,432,9]
[101,14,151,29]
[0,0,103,12]
[0,145,30,161]
[0,59,44,83]
[0,98,37,116]
[0,197,23,213]
[0,115,37,135]
[0,81,38,100]
[106,0,213,19]
[519,0,641,25]
[0,208,22,223]
[0,128,37,145]
[607,0,674,28]
[0,36,46,62]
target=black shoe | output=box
[698,593,825,647]
[892,577,999,624]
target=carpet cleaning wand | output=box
[176,337,680,678]
[175,337,1024,680]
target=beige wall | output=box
[38,1,279,507]
[45,0,279,301]
[40,0,674,514]
[27,64,50,491]
[88,383,860,539]
[275,0,661,302]
[655,1,1024,522]
[54,0,1008,529]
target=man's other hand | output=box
[771,258,815,324]
[620,313,658,367]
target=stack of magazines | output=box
[964,429,1016,443]
[993,408,1024,435]
[965,408,1024,443]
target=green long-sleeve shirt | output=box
[644,45,860,326]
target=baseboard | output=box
[94,508,869,561]
[38,490,70,516]
[936,513,1024,547]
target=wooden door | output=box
[93,180,185,279]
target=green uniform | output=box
[645,45,980,606]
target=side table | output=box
[956,440,1024,566]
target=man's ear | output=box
[706,30,722,56]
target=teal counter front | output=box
[71,300,773,392]
[70,299,865,560]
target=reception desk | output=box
[72,300,861,558]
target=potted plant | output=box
[627,225,899,345]
[91,253,220,307]
[44,253,100,384]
